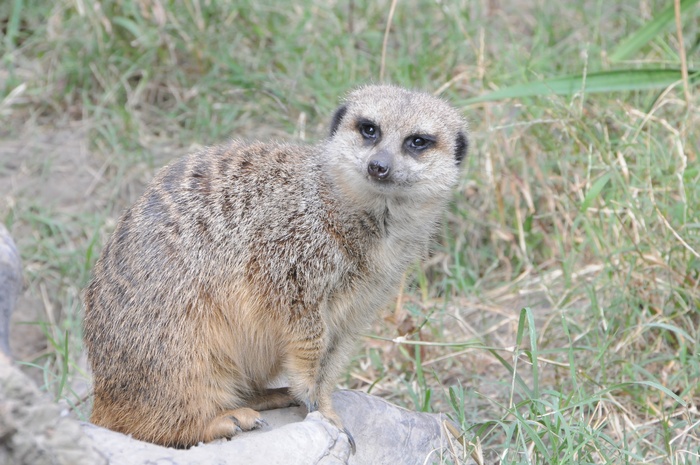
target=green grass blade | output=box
[520,308,539,399]
[527,309,538,399]
[486,348,533,398]
[57,331,70,401]
[111,16,144,42]
[511,405,551,461]
[3,0,24,51]
[643,322,693,343]
[512,308,540,399]
[464,69,697,103]
[580,172,612,213]
[609,0,700,62]
[602,381,687,406]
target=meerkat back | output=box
[83,84,467,449]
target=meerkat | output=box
[83,84,468,450]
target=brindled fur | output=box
[83,85,468,448]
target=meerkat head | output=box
[325,85,468,203]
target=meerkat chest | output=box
[323,224,429,336]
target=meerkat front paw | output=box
[227,407,268,431]
[203,408,267,442]
[295,390,357,453]
[316,404,356,454]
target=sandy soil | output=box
[1,123,107,384]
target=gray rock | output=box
[0,223,22,358]
[0,358,107,465]
[80,390,462,465]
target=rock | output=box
[0,357,107,465]
[1,359,464,465]
[80,390,462,465]
[0,223,22,358]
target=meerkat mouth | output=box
[364,172,395,187]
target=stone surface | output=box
[79,390,462,465]
[0,358,107,465]
[0,223,22,358]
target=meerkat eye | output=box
[358,121,379,141]
[404,135,435,153]
[411,137,428,148]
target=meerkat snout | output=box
[367,150,392,180]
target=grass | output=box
[1,0,698,463]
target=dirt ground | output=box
[0,123,130,387]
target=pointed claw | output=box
[343,427,356,454]
[227,416,244,434]
[254,417,269,428]
[305,400,319,413]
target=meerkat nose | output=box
[367,150,392,180]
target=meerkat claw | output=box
[305,400,319,413]
[254,418,268,428]
[343,427,356,454]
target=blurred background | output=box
[1,1,698,463]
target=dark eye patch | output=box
[329,105,348,136]
[454,132,468,164]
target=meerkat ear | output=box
[454,132,468,164]
[329,105,348,137]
